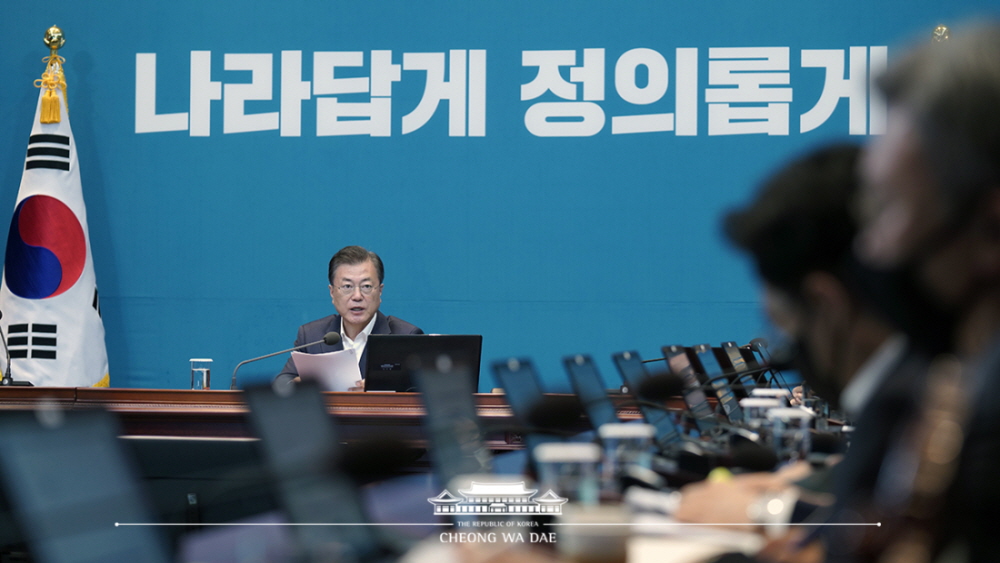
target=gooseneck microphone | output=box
[0,310,32,387]
[230,332,341,390]
[636,362,784,403]
[0,310,12,385]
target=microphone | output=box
[230,332,341,390]
[0,310,12,386]
[699,365,775,389]
[0,310,32,387]
[641,339,794,386]
[636,363,779,404]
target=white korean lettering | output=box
[280,50,310,137]
[522,49,605,136]
[402,50,468,136]
[706,47,791,135]
[612,48,672,134]
[189,51,222,137]
[135,53,188,133]
[223,53,279,134]
[799,47,867,134]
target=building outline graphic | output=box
[428,481,568,515]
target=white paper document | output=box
[291,348,361,392]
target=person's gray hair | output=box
[877,22,1000,208]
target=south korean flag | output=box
[0,64,109,387]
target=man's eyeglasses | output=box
[335,283,378,296]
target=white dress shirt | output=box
[340,314,378,362]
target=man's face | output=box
[762,283,849,399]
[329,260,383,333]
[857,107,978,309]
[856,107,950,270]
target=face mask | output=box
[844,242,959,357]
[857,264,956,355]
[852,179,990,356]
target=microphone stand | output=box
[0,311,32,386]
[230,332,341,390]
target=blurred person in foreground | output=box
[676,143,930,560]
[845,21,1000,562]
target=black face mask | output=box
[839,244,959,357]
[855,263,957,356]
[849,188,987,356]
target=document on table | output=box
[291,348,361,392]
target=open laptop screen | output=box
[688,344,743,423]
[243,382,380,561]
[0,410,170,563]
[563,354,620,430]
[414,356,493,487]
[490,358,562,456]
[720,341,759,394]
[660,345,719,432]
[610,351,684,449]
[365,334,483,392]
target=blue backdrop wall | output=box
[2,2,997,391]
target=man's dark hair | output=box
[328,245,385,285]
[877,22,1000,209]
[724,144,862,297]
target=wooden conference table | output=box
[0,386,670,545]
[0,386,659,445]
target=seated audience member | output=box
[277,245,423,388]
[676,144,928,557]
[851,22,1000,562]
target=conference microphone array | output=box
[635,363,781,403]
[640,337,797,389]
[541,375,781,475]
[230,332,342,389]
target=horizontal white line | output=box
[544,522,881,527]
[115,522,452,527]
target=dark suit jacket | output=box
[802,346,929,561]
[939,334,1000,560]
[277,311,423,379]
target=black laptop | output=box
[413,354,493,488]
[243,381,383,562]
[610,350,687,449]
[364,335,483,392]
[0,410,171,563]
[659,345,719,430]
[490,357,564,456]
[563,354,620,430]
[687,344,744,423]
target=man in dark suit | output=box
[277,245,423,387]
[852,22,1000,561]
[675,144,929,558]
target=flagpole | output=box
[0,28,69,387]
[1,25,109,387]
[40,26,67,124]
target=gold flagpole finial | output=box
[932,24,950,42]
[37,25,67,124]
[43,25,65,56]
